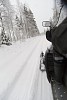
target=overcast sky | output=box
[10,0,54,33]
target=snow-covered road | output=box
[0,36,53,100]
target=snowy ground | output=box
[0,35,53,100]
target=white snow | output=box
[0,35,53,100]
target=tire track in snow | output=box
[30,69,40,100]
[22,44,41,100]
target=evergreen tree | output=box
[23,4,40,37]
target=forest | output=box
[0,0,40,45]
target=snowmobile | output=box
[40,52,46,72]
[41,20,67,100]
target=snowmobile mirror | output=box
[42,21,50,27]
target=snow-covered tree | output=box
[0,0,15,43]
[14,15,24,40]
[23,4,40,38]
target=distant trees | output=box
[0,1,40,45]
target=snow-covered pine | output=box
[23,4,40,38]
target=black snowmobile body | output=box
[42,10,67,99]
[44,45,67,100]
